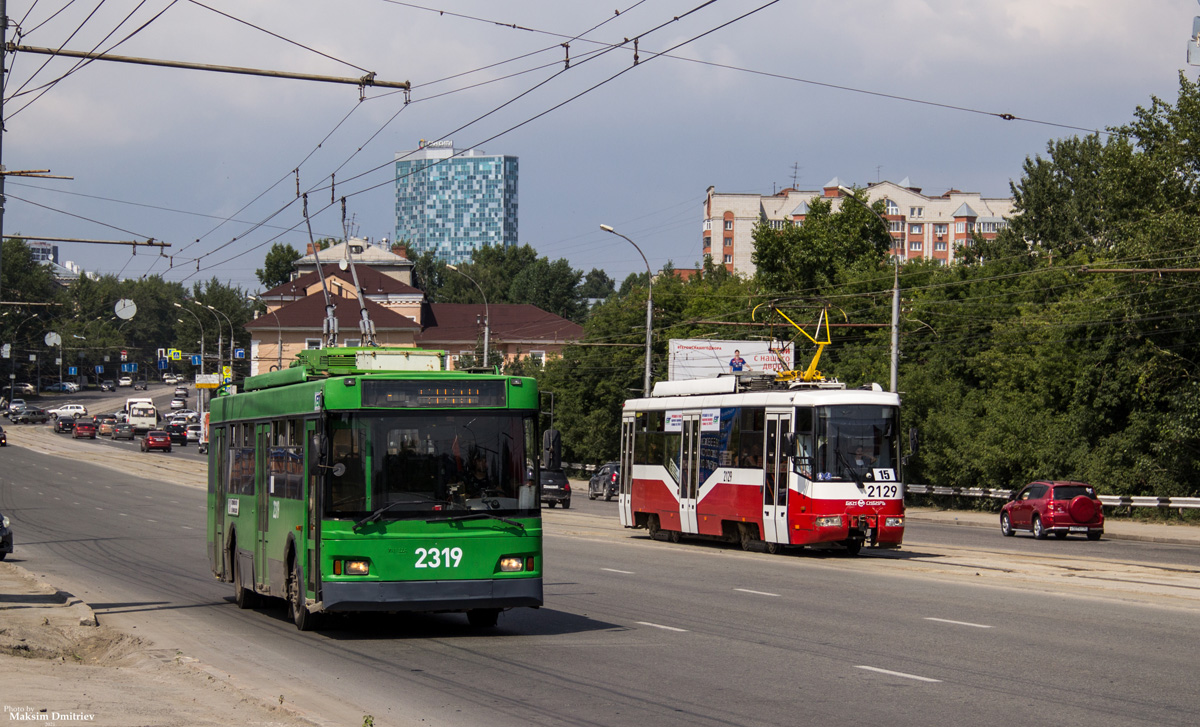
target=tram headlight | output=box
[815,515,843,528]
[885,517,904,528]
[344,560,370,575]
[498,557,525,572]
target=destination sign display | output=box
[362,380,506,408]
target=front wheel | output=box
[288,557,320,631]
[1032,515,1047,540]
[1000,512,1015,537]
[842,539,863,556]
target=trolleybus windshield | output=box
[324,411,538,520]
[811,405,899,482]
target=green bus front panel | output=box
[316,518,543,612]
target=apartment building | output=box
[702,177,1015,276]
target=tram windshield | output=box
[322,411,539,520]
[810,405,899,483]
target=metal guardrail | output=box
[905,484,1200,510]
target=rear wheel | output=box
[1032,515,1047,540]
[646,515,662,540]
[1087,531,1102,541]
[1000,512,1015,537]
[588,491,597,500]
[467,608,501,628]
[561,499,571,509]
[233,547,259,610]
[739,524,755,551]
[765,540,782,555]
[604,493,613,502]
[668,529,681,544]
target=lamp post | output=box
[191,302,224,382]
[600,224,653,398]
[206,304,236,379]
[445,264,490,368]
[9,312,38,401]
[173,303,206,374]
[838,186,901,394]
[247,295,283,372]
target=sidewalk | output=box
[906,506,1200,546]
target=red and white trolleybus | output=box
[617,373,904,554]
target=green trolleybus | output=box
[205,347,545,630]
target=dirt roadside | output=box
[2,423,326,727]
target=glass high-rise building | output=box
[394,140,518,265]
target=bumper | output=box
[319,576,543,613]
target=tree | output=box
[578,268,615,300]
[256,243,301,289]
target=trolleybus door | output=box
[679,413,701,534]
[255,423,271,589]
[210,427,227,578]
[761,412,791,545]
[619,416,635,528]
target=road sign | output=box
[222,365,232,384]
[195,373,220,389]
[68,367,78,376]
[158,359,169,370]
[234,348,245,359]
[94,365,104,374]
[120,350,128,362]
[169,348,182,361]
[1,344,9,359]
[191,355,202,366]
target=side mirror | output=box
[542,429,562,471]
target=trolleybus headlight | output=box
[498,557,525,572]
[345,560,370,575]
[815,515,843,528]
[885,517,904,528]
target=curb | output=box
[905,511,1200,547]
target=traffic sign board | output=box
[191,355,202,366]
[234,348,245,359]
[68,367,77,376]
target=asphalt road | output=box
[2,444,1198,727]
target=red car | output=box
[71,420,97,439]
[1001,481,1104,540]
[140,430,172,453]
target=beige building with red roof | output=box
[246,260,583,375]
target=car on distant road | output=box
[538,468,572,509]
[186,423,203,443]
[164,421,189,446]
[112,422,135,440]
[48,403,87,419]
[1001,480,1104,541]
[140,430,171,452]
[6,400,27,420]
[12,383,35,397]
[72,420,97,439]
[588,461,621,501]
[43,382,75,392]
[162,374,179,385]
[99,380,116,392]
[173,386,189,398]
[132,380,148,391]
[169,398,186,410]
[12,407,49,424]
[96,416,117,437]
[54,416,76,434]
[172,409,201,423]
[118,376,133,387]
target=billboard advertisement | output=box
[667,339,794,381]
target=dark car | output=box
[140,430,172,452]
[112,422,135,440]
[1001,480,1104,540]
[72,420,97,439]
[100,380,116,392]
[54,416,76,434]
[132,380,148,391]
[6,400,26,420]
[0,425,6,446]
[163,422,189,446]
[0,510,12,560]
[538,469,571,509]
[588,461,620,501]
[13,407,49,424]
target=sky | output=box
[2,0,1195,293]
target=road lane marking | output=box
[601,568,634,574]
[925,617,992,629]
[735,588,780,597]
[855,666,941,682]
[181,526,193,530]
[637,622,687,632]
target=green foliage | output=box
[255,243,301,289]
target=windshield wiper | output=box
[424,511,525,530]
[353,494,466,530]
[835,448,865,488]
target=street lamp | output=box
[600,224,653,398]
[445,264,490,368]
[9,312,38,401]
[191,302,224,381]
[838,185,900,393]
[205,304,236,378]
[173,303,206,374]
[247,295,283,372]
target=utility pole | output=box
[1,0,8,306]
